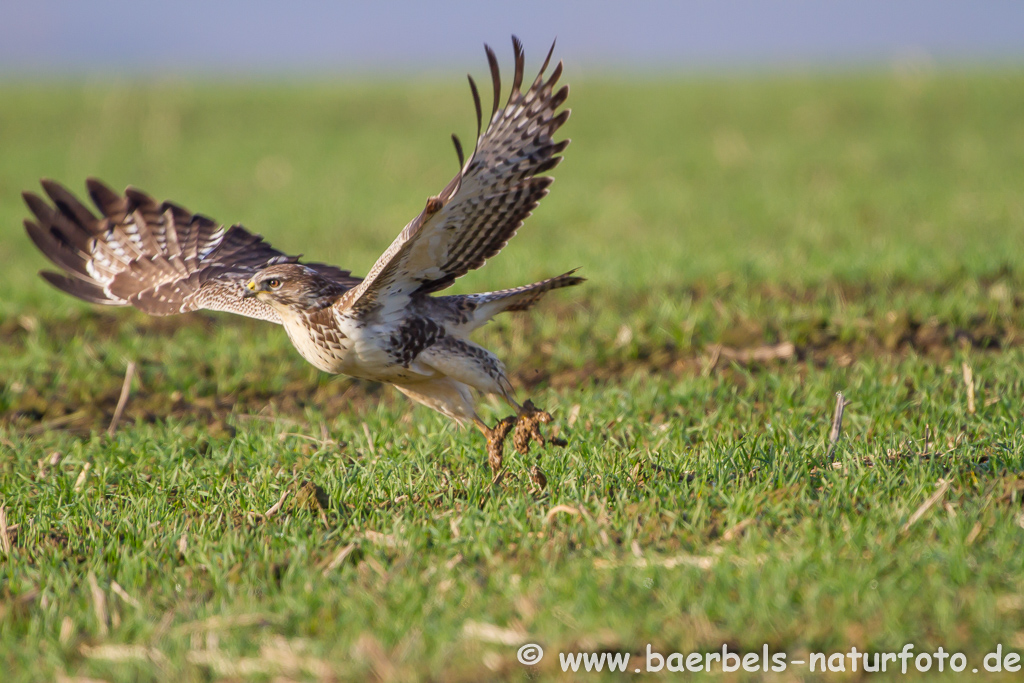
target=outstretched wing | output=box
[337,36,570,317]
[24,179,360,323]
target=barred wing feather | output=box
[24,179,360,323]
[338,37,570,317]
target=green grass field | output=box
[3,68,1024,681]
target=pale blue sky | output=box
[2,0,1023,75]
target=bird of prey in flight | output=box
[23,37,581,475]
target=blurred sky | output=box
[2,0,1023,76]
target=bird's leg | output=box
[511,399,567,456]
[474,416,516,477]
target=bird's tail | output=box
[436,270,584,335]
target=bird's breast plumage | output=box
[278,307,350,374]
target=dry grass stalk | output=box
[701,344,723,376]
[57,674,110,683]
[260,636,332,678]
[73,463,92,492]
[321,542,357,575]
[263,489,291,518]
[26,409,90,436]
[353,633,398,682]
[362,422,376,457]
[174,613,282,635]
[962,361,976,414]
[717,341,795,365]
[545,504,581,523]
[107,361,136,436]
[278,432,336,448]
[81,643,166,664]
[186,650,265,676]
[187,637,333,678]
[0,505,11,555]
[37,451,62,479]
[461,620,530,646]
[826,392,851,460]
[59,616,74,645]
[362,530,400,547]
[595,554,718,570]
[722,518,755,542]
[902,479,950,534]
[86,572,108,637]
[110,581,141,609]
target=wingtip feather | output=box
[465,76,483,136]
[539,39,557,75]
[41,178,98,227]
[86,177,127,219]
[39,270,120,305]
[484,43,501,117]
[38,178,63,197]
[22,191,52,221]
[451,134,465,169]
[509,35,525,102]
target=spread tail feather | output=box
[437,270,584,334]
[484,269,584,313]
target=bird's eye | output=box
[267,278,282,289]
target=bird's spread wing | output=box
[24,179,360,323]
[337,37,570,317]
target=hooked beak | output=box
[242,280,260,298]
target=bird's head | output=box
[243,263,339,311]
